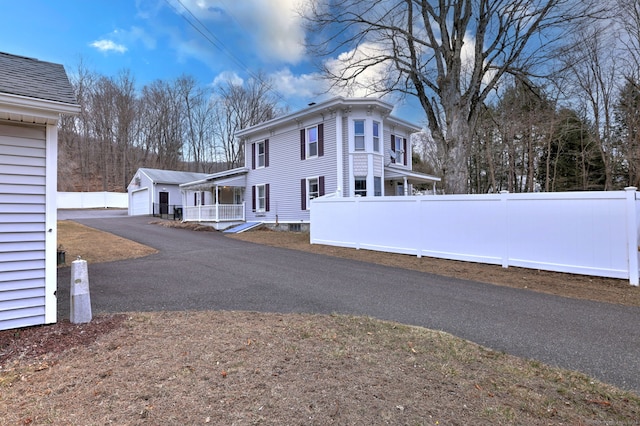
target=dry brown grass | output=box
[2,312,639,425]
[57,220,157,265]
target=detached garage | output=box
[127,168,208,217]
[0,52,79,331]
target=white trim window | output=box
[307,126,318,158]
[354,176,367,196]
[393,135,405,165]
[301,176,325,210]
[374,176,382,196]
[354,119,365,151]
[257,140,265,168]
[373,121,380,152]
[308,177,319,201]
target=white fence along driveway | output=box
[310,188,640,285]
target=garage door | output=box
[130,188,149,215]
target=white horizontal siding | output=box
[0,122,47,331]
[245,116,338,223]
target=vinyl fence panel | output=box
[310,188,640,285]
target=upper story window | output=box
[373,121,380,152]
[307,126,318,157]
[251,139,269,169]
[300,124,324,160]
[354,120,365,151]
[391,135,406,166]
[257,141,265,168]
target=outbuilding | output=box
[127,168,208,217]
[0,52,80,331]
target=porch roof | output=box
[384,165,441,185]
[180,167,249,191]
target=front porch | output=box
[183,203,245,223]
[179,167,249,230]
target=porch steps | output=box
[223,222,262,234]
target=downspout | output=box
[336,109,344,196]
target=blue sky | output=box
[0,0,422,122]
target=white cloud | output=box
[323,42,393,97]
[269,67,325,98]
[211,70,244,87]
[172,0,308,64]
[90,39,128,53]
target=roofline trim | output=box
[0,92,81,116]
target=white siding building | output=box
[0,52,80,331]
[180,97,440,230]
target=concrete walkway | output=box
[56,214,640,394]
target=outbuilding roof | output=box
[0,51,77,105]
[138,168,209,185]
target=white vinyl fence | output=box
[57,192,128,209]
[310,188,640,285]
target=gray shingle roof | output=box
[139,168,209,185]
[0,51,77,105]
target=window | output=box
[392,135,406,165]
[252,139,269,169]
[396,183,404,196]
[252,184,270,213]
[354,120,365,150]
[194,191,205,206]
[301,176,325,210]
[307,126,318,157]
[373,121,380,152]
[354,177,367,197]
[374,176,382,196]
[257,141,265,168]
[300,124,324,159]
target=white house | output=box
[0,52,80,331]
[127,168,208,217]
[180,97,440,230]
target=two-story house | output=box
[180,96,440,231]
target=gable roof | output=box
[0,52,80,123]
[137,168,209,185]
[0,52,77,105]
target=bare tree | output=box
[176,76,215,172]
[305,0,606,193]
[212,74,282,168]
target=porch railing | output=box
[183,203,245,222]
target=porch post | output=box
[215,185,219,221]
[403,177,408,195]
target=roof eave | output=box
[236,97,397,138]
[0,92,80,124]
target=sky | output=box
[0,0,421,122]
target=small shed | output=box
[0,52,80,331]
[127,168,208,216]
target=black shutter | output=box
[319,176,325,196]
[318,123,324,157]
[391,134,396,163]
[265,184,270,212]
[252,185,256,211]
[251,143,256,169]
[301,178,306,210]
[264,139,269,167]
[403,138,408,165]
[300,128,306,160]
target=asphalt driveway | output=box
[56,214,640,394]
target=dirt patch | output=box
[229,228,640,307]
[1,311,638,425]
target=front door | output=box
[159,191,169,214]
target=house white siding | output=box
[0,122,49,331]
[245,115,339,223]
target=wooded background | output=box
[58,1,640,194]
